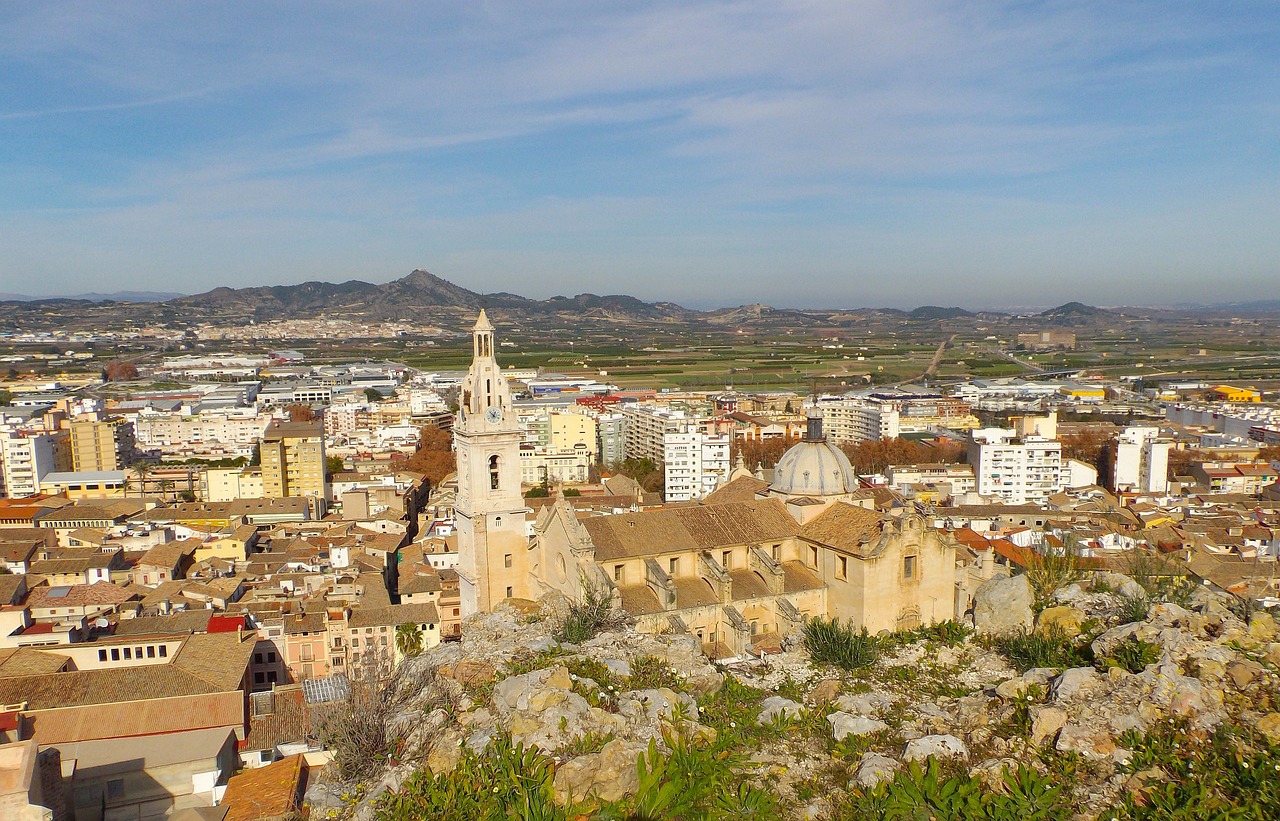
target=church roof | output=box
[771,437,857,498]
[702,475,769,505]
[798,502,887,556]
[582,498,799,561]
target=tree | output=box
[404,425,457,490]
[364,387,384,402]
[0,389,11,405]
[103,360,139,381]
[838,438,933,474]
[326,455,346,477]
[285,404,315,422]
[395,623,424,658]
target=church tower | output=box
[455,310,531,616]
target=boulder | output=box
[1030,707,1068,746]
[851,753,900,789]
[903,734,969,762]
[1226,659,1263,690]
[1250,612,1278,641]
[1254,712,1280,743]
[973,575,1033,635]
[1036,606,1084,638]
[757,695,805,725]
[1056,723,1116,759]
[807,678,842,705]
[1092,572,1145,600]
[1051,667,1102,703]
[552,739,646,803]
[602,658,632,678]
[439,659,497,686]
[828,712,888,740]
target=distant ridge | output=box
[1040,301,1111,321]
[0,290,184,302]
[908,305,974,320]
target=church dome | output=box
[771,413,857,498]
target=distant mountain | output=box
[908,305,974,320]
[0,290,184,302]
[1040,301,1111,321]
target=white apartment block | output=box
[621,404,699,463]
[133,408,274,459]
[1112,426,1171,494]
[520,446,593,485]
[968,429,1065,505]
[596,413,626,466]
[1,431,63,498]
[663,431,731,502]
[817,398,901,443]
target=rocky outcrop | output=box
[972,574,1033,634]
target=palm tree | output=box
[395,622,423,658]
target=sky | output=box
[1,2,1278,310]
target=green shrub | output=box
[994,627,1092,673]
[1098,636,1160,674]
[377,734,563,821]
[557,581,627,644]
[804,617,881,671]
[1117,594,1151,625]
[834,758,1066,820]
[627,655,683,691]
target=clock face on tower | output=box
[485,406,503,424]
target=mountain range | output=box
[8,268,1274,333]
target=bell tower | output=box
[455,310,530,616]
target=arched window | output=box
[489,455,500,490]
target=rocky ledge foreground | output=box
[306,582,1280,821]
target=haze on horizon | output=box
[2,2,1278,311]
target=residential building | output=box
[663,431,730,502]
[67,414,134,472]
[1,432,69,499]
[259,420,327,503]
[817,398,900,443]
[968,428,1065,505]
[1112,426,1171,494]
[620,404,699,463]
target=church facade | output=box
[455,314,961,656]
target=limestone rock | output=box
[1250,612,1278,641]
[973,575,1033,635]
[1056,723,1116,759]
[757,695,805,725]
[552,739,646,803]
[603,658,632,678]
[438,659,497,686]
[1253,712,1280,743]
[828,712,888,740]
[1036,606,1084,638]
[1030,706,1068,746]
[1226,659,1263,690]
[852,753,901,789]
[1092,572,1145,600]
[1050,667,1102,703]
[903,734,969,762]
[807,678,842,705]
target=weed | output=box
[1117,593,1151,625]
[1024,543,1084,611]
[1098,636,1160,674]
[557,579,628,643]
[832,758,1067,820]
[627,655,684,691]
[561,729,615,757]
[804,617,881,672]
[994,626,1092,673]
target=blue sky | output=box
[1,2,1278,309]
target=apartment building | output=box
[1,431,69,499]
[663,431,731,502]
[67,414,135,472]
[260,420,327,502]
[817,398,900,444]
[968,428,1065,505]
[1112,426,1171,494]
[620,404,698,463]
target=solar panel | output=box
[302,674,350,705]
[46,586,71,599]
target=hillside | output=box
[310,576,1280,821]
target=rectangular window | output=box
[614,564,624,582]
[772,544,780,561]
[147,646,156,658]
[159,645,167,657]
[254,653,264,664]
[504,554,513,568]
[721,550,731,569]
[904,555,917,579]
[123,647,132,659]
[809,546,819,567]
[267,651,277,663]
[668,557,678,575]
[98,649,108,662]
[505,586,513,598]
[254,672,265,684]
[837,556,848,580]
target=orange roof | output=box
[220,754,307,821]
